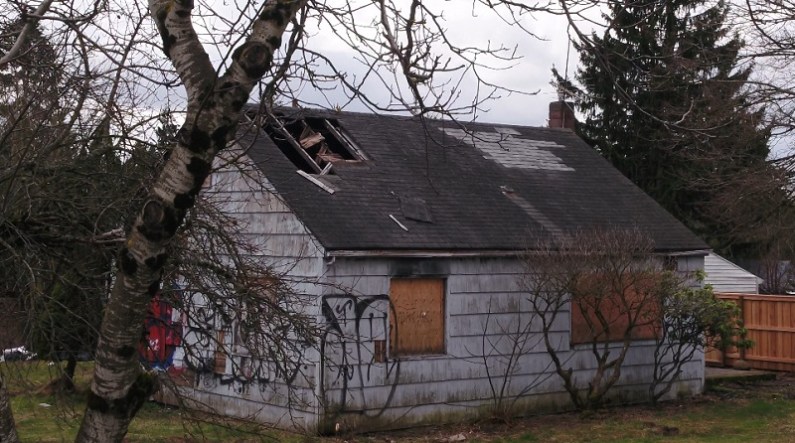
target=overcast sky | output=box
[140,1,789,155]
[300,6,580,128]
[450,11,578,127]
[417,6,580,127]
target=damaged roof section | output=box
[440,127,574,172]
[500,185,564,240]
[263,113,366,176]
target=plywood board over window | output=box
[389,278,445,355]
[570,273,662,345]
[214,330,227,374]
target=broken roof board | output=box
[237,108,707,253]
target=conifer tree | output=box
[559,0,784,255]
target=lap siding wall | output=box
[320,255,705,431]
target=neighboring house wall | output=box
[704,253,760,294]
[168,152,325,431]
[320,255,705,431]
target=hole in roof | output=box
[263,114,366,175]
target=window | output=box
[264,114,366,175]
[570,272,662,345]
[389,278,445,355]
[662,256,679,271]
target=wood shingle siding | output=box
[162,150,324,430]
[319,256,705,429]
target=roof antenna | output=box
[560,23,573,102]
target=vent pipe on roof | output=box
[548,100,576,130]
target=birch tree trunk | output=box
[0,374,20,443]
[75,1,306,441]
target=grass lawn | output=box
[479,396,795,442]
[348,376,795,443]
[2,361,302,442]
[4,361,795,442]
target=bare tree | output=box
[9,0,781,438]
[464,297,553,422]
[0,377,18,443]
[522,228,675,411]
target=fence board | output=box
[706,293,795,372]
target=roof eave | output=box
[326,248,711,259]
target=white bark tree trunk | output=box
[75,1,306,441]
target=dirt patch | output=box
[705,371,795,401]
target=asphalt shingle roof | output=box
[238,108,708,253]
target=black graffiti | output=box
[159,290,402,408]
[189,355,301,394]
[177,299,305,394]
[320,293,400,418]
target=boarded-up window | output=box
[389,278,445,355]
[213,330,227,374]
[570,273,662,345]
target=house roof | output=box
[237,108,708,253]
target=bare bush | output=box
[521,228,675,411]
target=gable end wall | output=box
[171,149,326,431]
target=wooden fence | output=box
[705,293,795,372]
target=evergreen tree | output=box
[559,0,784,256]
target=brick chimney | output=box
[548,100,576,130]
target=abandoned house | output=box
[156,103,710,432]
